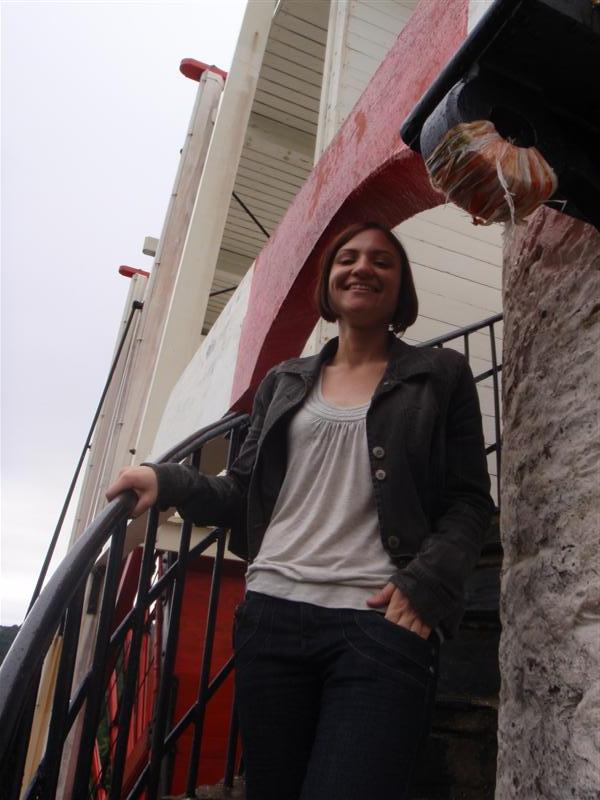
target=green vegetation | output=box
[0,625,20,665]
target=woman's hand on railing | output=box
[106,466,158,517]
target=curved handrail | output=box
[0,411,249,758]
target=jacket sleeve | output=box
[146,369,277,529]
[391,356,494,631]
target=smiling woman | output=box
[107,221,493,800]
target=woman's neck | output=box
[331,323,390,368]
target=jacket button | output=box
[387,535,400,549]
[372,446,385,459]
[375,469,386,481]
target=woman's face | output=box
[327,228,402,330]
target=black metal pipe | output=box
[418,313,502,349]
[185,529,226,795]
[31,587,85,800]
[71,519,127,798]
[489,322,503,503]
[400,0,524,149]
[232,191,270,238]
[223,695,239,788]
[209,285,238,298]
[143,518,194,798]
[145,447,202,799]
[27,300,143,614]
[2,671,42,800]
[109,507,160,799]
[0,492,136,757]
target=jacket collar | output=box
[275,334,435,385]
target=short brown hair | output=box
[315,222,418,334]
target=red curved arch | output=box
[231,0,469,410]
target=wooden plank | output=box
[241,150,310,184]
[266,38,324,75]
[228,201,279,232]
[262,51,323,89]
[251,104,317,136]
[227,188,290,221]
[257,78,321,114]
[234,173,298,205]
[216,249,254,275]
[343,46,381,78]
[221,235,262,260]
[255,86,320,120]
[269,21,326,60]
[283,0,330,28]
[236,161,305,196]
[345,31,390,65]
[419,204,505,245]
[347,20,400,52]
[245,114,314,164]
[413,266,502,314]
[350,1,412,36]
[223,224,268,250]
[228,201,281,231]
[241,148,310,184]
[397,216,502,266]
[259,63,322,102]
[404,239,502,289]
[360,0,415,18]
[405,326,502,363]
[275,9,328,45]
[416,289,502,331]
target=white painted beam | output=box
[134,0,277,462]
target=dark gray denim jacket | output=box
[151,335,493,637]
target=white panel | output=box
[151,267,254,458]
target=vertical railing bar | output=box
[463,332,470,363]
[70,519,127,798]
[184,426,243,796]
[30,586,86,800]
[144,447,203,800]
[489,323,502,504]
[185,529,227,796]
[4,669,44,800]
[108,507,160,800]
[223,697,239,789]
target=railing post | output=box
[144,447,203,800]
[489,322,502,502]
[70,519,127,798]
[25,586,85,800]
[109,508,161,799]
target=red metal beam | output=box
[231,0,469,410]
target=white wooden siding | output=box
[310,0,503,500]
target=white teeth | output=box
[347,284,375,291]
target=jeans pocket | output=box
[345,612,436,689]
[233,593,268,665]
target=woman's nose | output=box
[351,254,373,274]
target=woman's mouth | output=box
[345,283,378,292]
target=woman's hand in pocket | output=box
[366,583,431,639]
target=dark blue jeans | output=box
[233,592,439,800]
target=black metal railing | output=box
[0,412,249,800]
[0,312,503,800]
[419,312,503,504]
[28,299,144,614]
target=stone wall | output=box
[497,208,600,799]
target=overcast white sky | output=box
[1,0,246,624]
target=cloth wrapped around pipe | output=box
[425,120,558,226]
